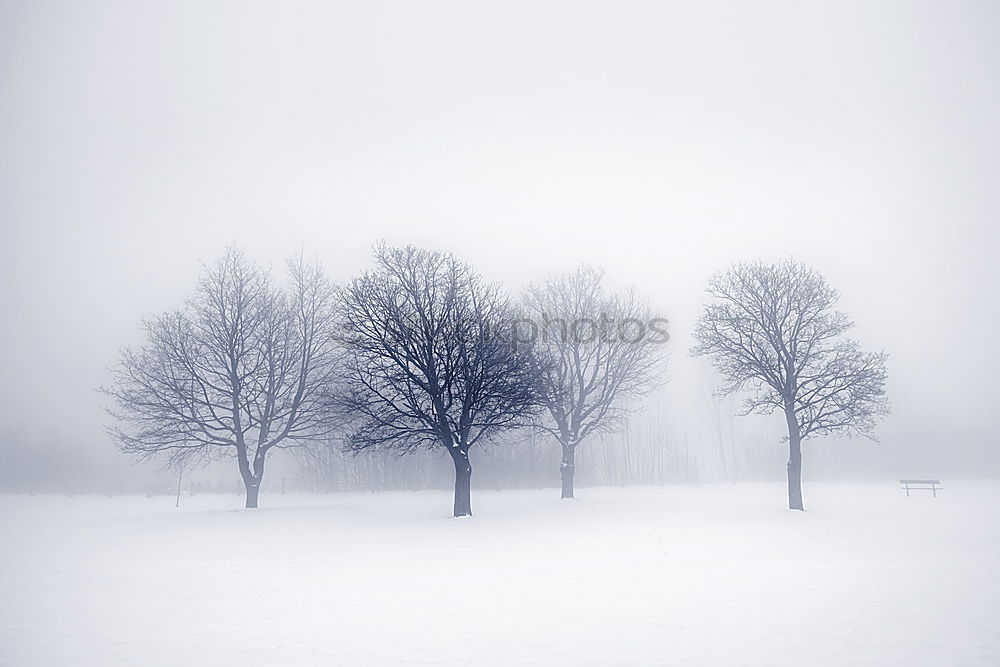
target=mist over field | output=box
[3,1,1000,494]
[1,2,998,666]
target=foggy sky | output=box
[2,0,999,487]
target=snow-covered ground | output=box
[2,481,998,666]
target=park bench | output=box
[899,479,941,497]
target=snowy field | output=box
[2,482,998,666]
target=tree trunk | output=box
[784,408,804,510]
[450,449,473,517]
[241,449,267,509]
[560,443,576,499]
[244,479,260,508]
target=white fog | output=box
[1,2,998,665]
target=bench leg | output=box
[905,484,910,496]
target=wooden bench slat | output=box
[900,479,942,497]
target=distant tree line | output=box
[104,245,888,514]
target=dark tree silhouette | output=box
[522,267,666,499]
[103,248,339,508]
[692,259,889,510]
[335,244,540,517]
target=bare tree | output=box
[334,244,539,517]
[691,259,889,510]
[103,248,339,508]
[522,267,666,499]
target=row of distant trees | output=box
[104,244,888,514]
[294,423,780,493]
